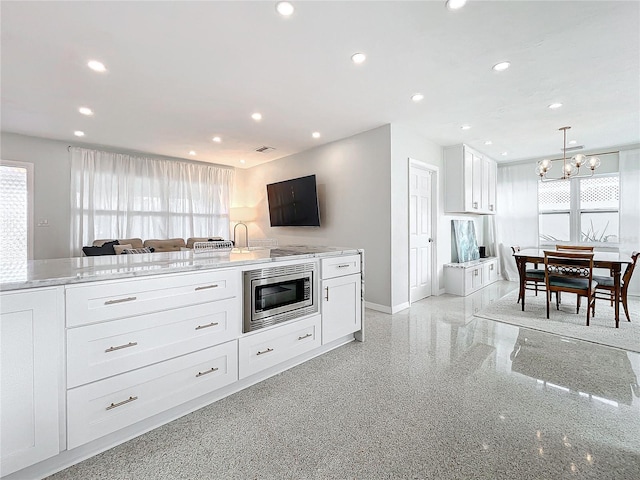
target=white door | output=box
[409,163,434,303]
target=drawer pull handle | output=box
[196,367,219,378]
[336,264,350,268]
[106,396,138,411]
[325,286,329,301]
[298,333,312,340]
[195,322,219,330]
[195,284,219,291]
[105,341,138,353]
[257,347,274,356]
[104,296,137,305]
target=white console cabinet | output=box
[444,258,499,296]
[321,255,362,344]
[1,287,63,477]
[444,144,497,215]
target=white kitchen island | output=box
[0,246,364,479]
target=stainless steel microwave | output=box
[243,262,317,333]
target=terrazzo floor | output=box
[47,281,640,480]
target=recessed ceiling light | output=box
[87,60,106,72]
[275,1,294,16]
[484,140,493,145]
[492,61,511,72]
[240,159,246,164]
[351,53,366,64]
[501,151,508,156]
[411,93,424,102]
[312,132,321,139]
[461,125,471,130]
[212,136,222,143]
[446,0,467,10]
[548,103,563,109]
[74,130,85,137]
[251,112,262,121]
[189,151,196,156]
[78,107,93,116]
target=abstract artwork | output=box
[452,220,479,263]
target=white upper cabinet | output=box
[444,144,497,215]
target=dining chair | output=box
[543,250,598,326]
[556,245,595,251]
[511,246,545,303]
[554,246,593,307]
[593,251,639,322]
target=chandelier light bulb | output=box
[588,156,601,170]
[571,154,587,168]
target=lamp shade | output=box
[230,207,256,222]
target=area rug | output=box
[475,290,640,353]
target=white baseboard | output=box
[391,302,410,313]
[364,301,410,314]
[364,301,392,313]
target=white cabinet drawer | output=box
[66,269,238,327]
[67,340,238,449]
[67,298,241,388]
[321,254,361,280]
[238,315,321,379]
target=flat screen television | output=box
[266,174,321,227]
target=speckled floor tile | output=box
[46,282,640,480]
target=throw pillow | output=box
[114,244,133,255]
[122,247,154,254]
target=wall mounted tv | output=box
[266,174,321,227]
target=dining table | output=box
[513,248,632,328]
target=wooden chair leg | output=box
[547,291,551,319]
[586,295,591,326]
[576,295,581,315]
[623,296,631,322]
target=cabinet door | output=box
[464,267,483,294]
[483,260,498,285]
[1,288,62,476]
[322,273,362,344]
[487,160,497,213]
[481,157,491,212]
[471,152,483,212]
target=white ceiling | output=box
[2,1,639,169]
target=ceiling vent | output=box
[562,145,584,152]
[255,145,276,153]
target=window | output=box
[538,174,619,245]
[70,148,234,256]
[0,160,34,261]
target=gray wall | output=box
[1,132,72,259]
[235,125,392,307]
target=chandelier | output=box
[536,126,601,180]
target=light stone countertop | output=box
[0,245,362,292]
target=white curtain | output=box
[70,148,234,256]
[496,162,539,280]
[619,149,640,295]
